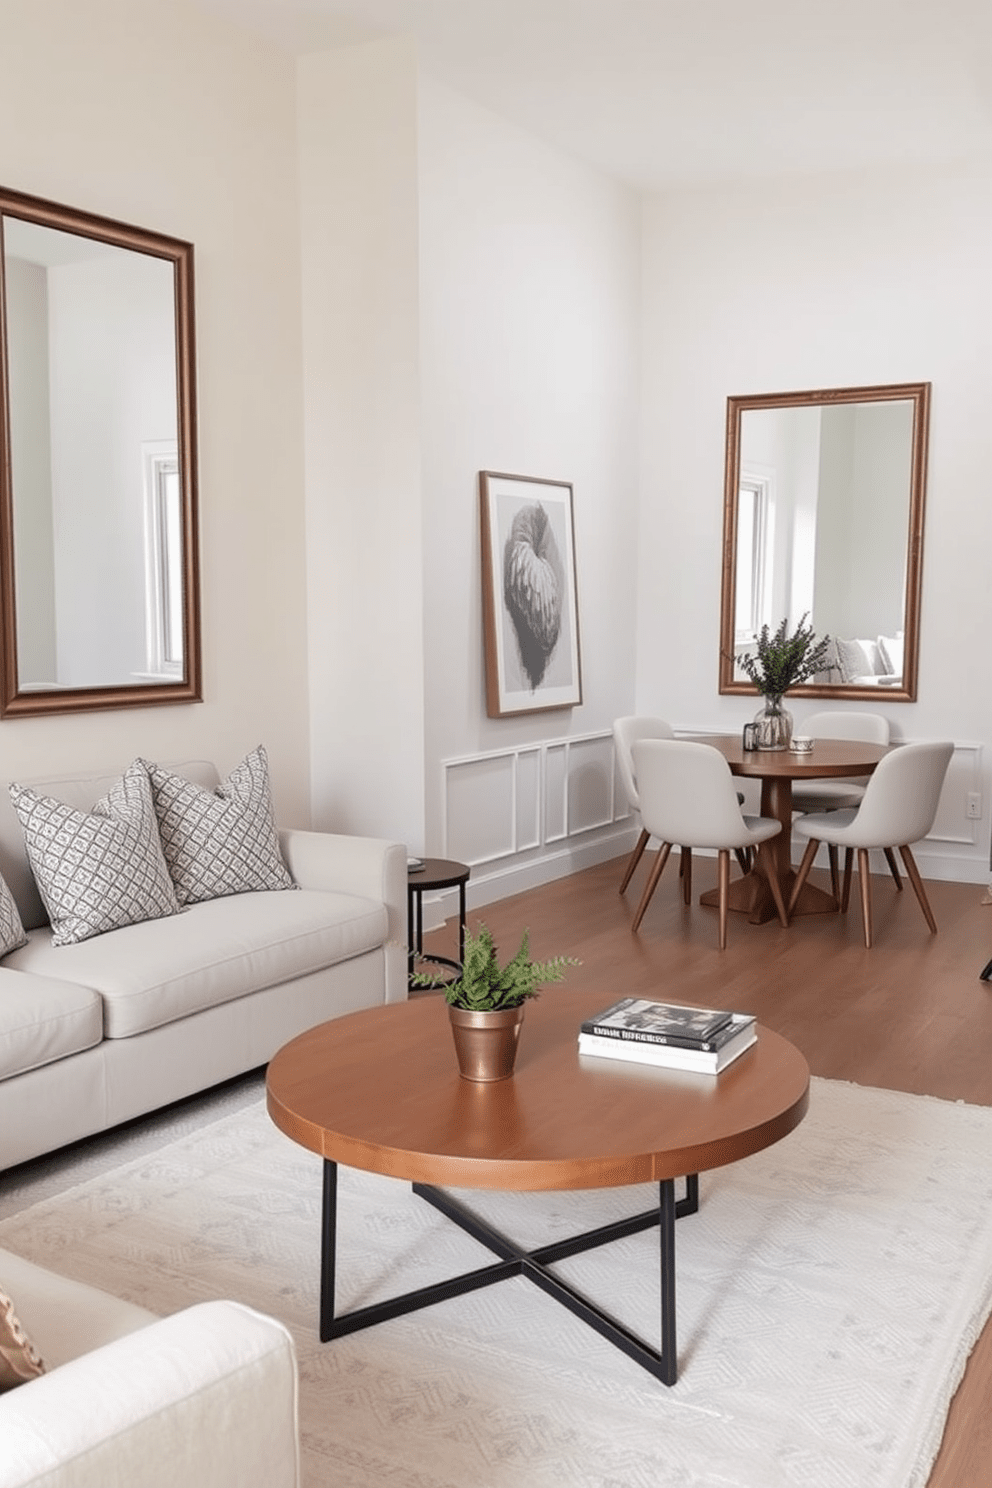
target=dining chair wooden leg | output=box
[884,847,903,891]
[840,848,854,912]
[787,838,820,918]
[765,855,791,929]
[631,842,673,932]
[857,847,873,948]
[898,844,939,934]
[681,847,692,905]
[734,847,750,875]
[718,849,730,949]
[827,844,840,900]
[618,828,650,894]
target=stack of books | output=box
[577,997,757,1074]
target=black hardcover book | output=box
[581,996,744,1050]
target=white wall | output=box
[639,160,992,879]
[417,76,643,897]
[4,3,987,888]
[0,0,310,822]
[297,39,425,851]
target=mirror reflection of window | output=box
[734,473,770,644]
[142,442,183,678]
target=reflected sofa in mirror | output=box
[0,185,200,717]
[719,382,930,703]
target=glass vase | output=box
[754,695,793,751]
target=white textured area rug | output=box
[3,1079,992,1488]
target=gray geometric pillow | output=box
[0,871,28,958]
[9,761,181,947]
[834,637,871,683]
[141,745,294,906]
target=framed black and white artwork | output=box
[479,470,582,718]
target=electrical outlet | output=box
[967,792,982,820]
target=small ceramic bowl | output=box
[790,736,814,753]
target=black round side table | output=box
[407,857,470,990]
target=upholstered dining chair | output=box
[613,716,674,893]
[788,740,954,948]
[791,711,900,897]
[614,716,750,896]
[630,739,788,949]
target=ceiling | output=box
[197,0,992,192]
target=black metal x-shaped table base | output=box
[318,1161,699,1386]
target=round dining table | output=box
[683,734,891,923]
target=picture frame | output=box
[479,470,582,718]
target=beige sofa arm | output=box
[0,1301,299,1488]
[279,830,407,1004]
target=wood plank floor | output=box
[423,851,992,1488]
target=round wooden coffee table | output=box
[267,987,809,1385]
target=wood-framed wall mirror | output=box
[0,185,200,717]
[719,381,930,704]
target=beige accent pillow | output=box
[0,1284,45,1391]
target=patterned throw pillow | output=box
[9,761,181,947]
[834,637,871,684]
[0,871,28,958]
[0,1285,45,1392]
[141,746,295,905]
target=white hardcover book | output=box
[577,1022,757,1074]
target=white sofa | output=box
[0,1246,299,1488]
[818,633,903,688]
[0,761,407,1171]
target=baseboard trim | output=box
[420,829,986,929]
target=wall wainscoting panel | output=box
[441,731,635,906]
[437,731,987,919]
[926,741,983,848]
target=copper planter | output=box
[448,1004,525,1082]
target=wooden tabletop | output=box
[686,734,890,779]
[266,988,810,1192]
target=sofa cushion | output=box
[143,747,294,905]
[4,888,388,1039]
[9,762,181,947]
[0,872,27,958]
[0,968,103,1078]
[877,632,904,677]
[0,1250,156,1371]
[0,1282,45,1391]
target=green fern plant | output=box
[413,923,579,1010]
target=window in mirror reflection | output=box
[734,472,770,644]
[142,442,183,679]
